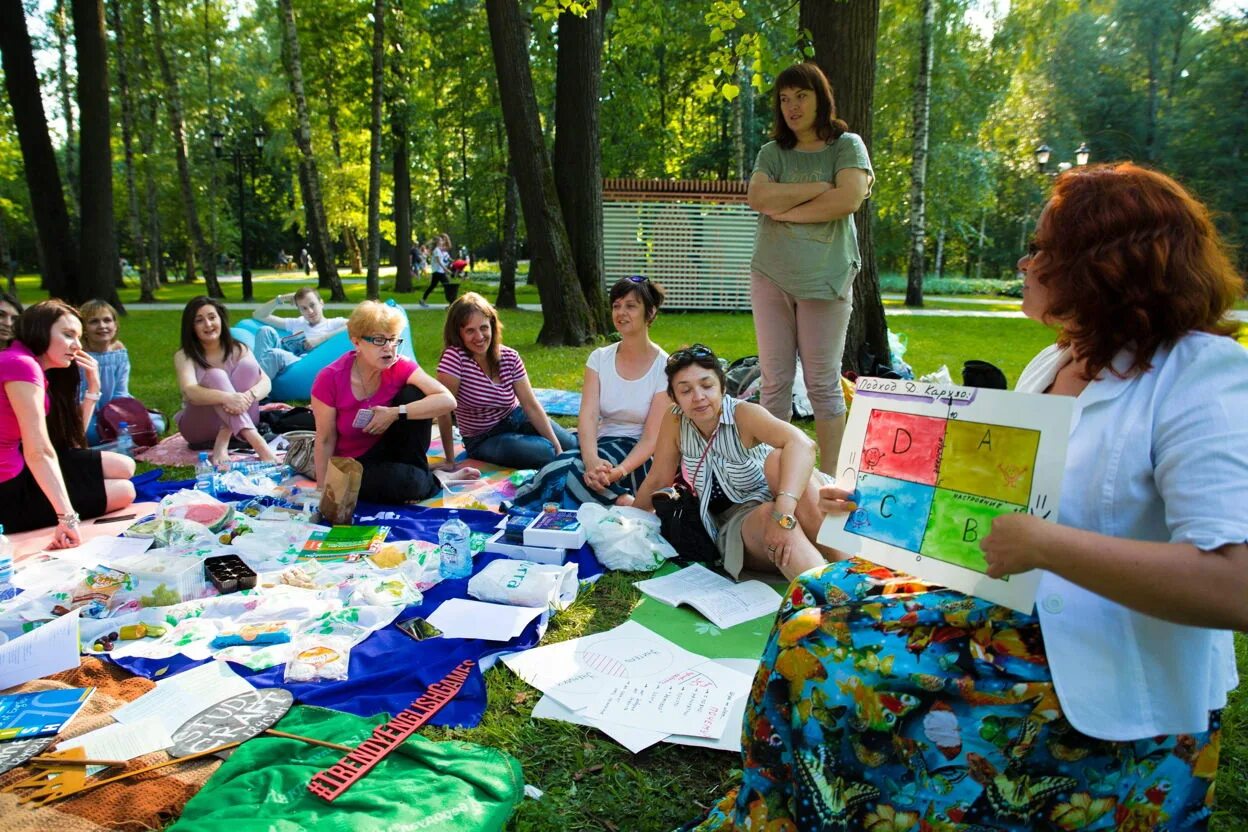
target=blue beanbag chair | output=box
[232,309,418,403]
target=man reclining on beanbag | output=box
[250,287,347,380]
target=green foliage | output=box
[878,274,1023,296]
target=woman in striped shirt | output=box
[631,344,843,580]
[435,293,577,470]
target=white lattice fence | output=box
[602,190,758,311]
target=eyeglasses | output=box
[667,343,715,366]
[362,335,404,347]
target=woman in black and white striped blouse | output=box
[631,345,847,580]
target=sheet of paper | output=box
[11,556,80,597]
[427,598,545,642]
[635,563,730,600]
[0,609,81,690]
[114,661,255,734]
[57,716,172,772]
[634,565,781,629]
[584,674,739,739]
[48,535,153,567]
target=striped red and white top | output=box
[436,346,527,437]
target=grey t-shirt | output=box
[750,133,874,300]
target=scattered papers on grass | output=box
[634,564,781,630]
[48,536,153,567]
[57,716,173,773]
[114,661,255,734]
[427,599,545,642]
[584,663,746,739]
[0,609,81,689]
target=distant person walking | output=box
[421,235,453,306]
[747,62,873,474]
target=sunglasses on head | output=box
[667,343,715,366]
[626,275,649,284]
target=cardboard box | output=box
[485,530,568,565]
[523,510,586,549]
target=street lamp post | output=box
[1034,141,1091,176]
[212,127,266,301]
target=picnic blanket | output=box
[135,432,266,468]
[533,387,581,417]
[0,658,221,831]
[169,705,524,832]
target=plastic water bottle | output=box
[0,525,14,602]
[115,421,134,458]
[195,452,215,495]
[437,510,473,580]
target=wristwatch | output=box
[772,511,798,530]
[397,404,408,421]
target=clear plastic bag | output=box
[284,634,353,682]
[578,504,677,571]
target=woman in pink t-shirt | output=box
[435,293,577,470]
[311,301,457,504]
[0,300,136,547]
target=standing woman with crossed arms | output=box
[747,62,874,472]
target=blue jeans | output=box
[463,407,578,470]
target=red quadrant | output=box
[860,411,946,486]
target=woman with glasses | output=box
[436,293,577,470]
[175,297,279,467]
[748,62,873,473]
[512,276,668,507]
[631,344,839,580]
[689,164,1244,832]
[310,301,456,504]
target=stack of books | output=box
[484,510,586,565]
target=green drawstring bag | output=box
[170,705,524,832]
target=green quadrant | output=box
[919,489,1026,573]
[937,420,1039,505]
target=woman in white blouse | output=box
[690,163,1247,831]
[512,277,669,507]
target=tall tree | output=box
[903,0,936,307]
[107,0,150,300]
[389,0,413,294]
[72,0,122,304]
[148,0,222,298]
[0,0,78,298]
[496,165,518,309]
[53,0,80,221]
[553,0,610,334]
[278,0,345,300]
[365,0,385,300]
[485,0,593,345]
[800,0,890,373]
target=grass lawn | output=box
[94,302,1248,830]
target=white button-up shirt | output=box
[1017,332,1247,740]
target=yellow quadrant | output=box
[936,420,1039,505]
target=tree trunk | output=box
[903,0,935,308]
[73,0,122,306]
[278,0,345,300]
[554,0,610,334]
[54,0,80,222]
[934,224,945,278]
[486,0,593,345]
[345,228,363,275]
[0,0,79,298]
[149,0,221,298]
[364,0,384,300]
[497,166,518,309]
[800,0,888,373]
[393,130,413,292]
[108,0,146,299]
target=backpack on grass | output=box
[97,397,160,447]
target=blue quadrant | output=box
[846,472,935,553]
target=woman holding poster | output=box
[687,164,1247,830]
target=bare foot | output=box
[614,494,635,507]
[444,466,482,481]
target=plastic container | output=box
[437,510,473,580]
[0,524,14,602]
[204,554,258,594]
[195,452,215,495]
[115,421,134,458]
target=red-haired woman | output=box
[0,301,135,547]
[747,62,873,474]
[691,164,1247,830]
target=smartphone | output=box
[94,513,137,524]
[352,408,375,429]
[397,616,442,642]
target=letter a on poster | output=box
[818,379,1074,612]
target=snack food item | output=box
[209,622,291,649]
[284,635,352,682]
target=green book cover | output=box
[301,525,390,560]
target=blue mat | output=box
[117,474,603,725]
[534,387,582,417]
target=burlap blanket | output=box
[0,658,221,832]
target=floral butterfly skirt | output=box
[686,559,1220,832]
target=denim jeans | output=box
[462,406,578,470]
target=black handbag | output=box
[653,428,721,564]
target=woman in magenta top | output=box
[0,300,135,547]
[311,301,456,504]
[435,293,577,470]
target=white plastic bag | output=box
[577,504,677,571]
[468,558,578,610]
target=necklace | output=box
[352,360,381,399]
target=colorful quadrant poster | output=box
[817,378,1074,612]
